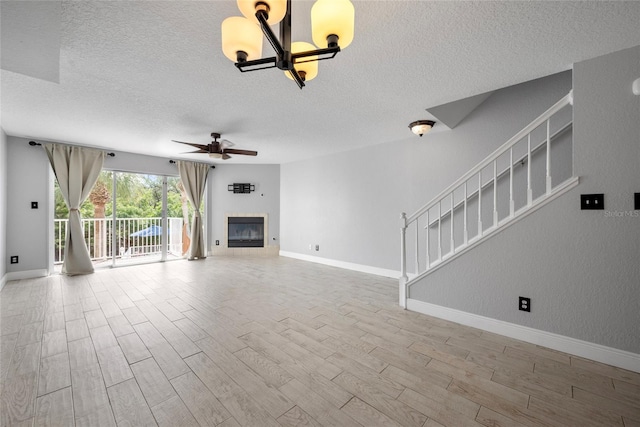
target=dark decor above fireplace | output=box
[228,217,264,248]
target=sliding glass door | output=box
[113,172,164,265]
[53,170,199,270]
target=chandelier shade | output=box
[221,16,263,62]
[285,42,319,82]
[237,0,287,26]
[311,0,355,49]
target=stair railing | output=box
[399,91,576,307]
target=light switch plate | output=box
[581,194,604,210]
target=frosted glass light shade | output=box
[409,120,435,137]
[238,0,286,25]
[311,0,354,49]
[221,17,263,62]
[285,42,318,82]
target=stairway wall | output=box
[280,72,572,271]
[409,45,640,354]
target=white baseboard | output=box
[407,298,640,374]
[4,269,49,284]
[279,251,399,279]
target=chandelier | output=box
[221,0,355,89]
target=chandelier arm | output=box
[279,0,293,59]
[287,68,305,89]
[255,10,284,58]
[292,46,341,63]
[235,56,277,72]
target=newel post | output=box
[399,212,408,309]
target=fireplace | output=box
[214,213,276,256]
[227,217,264,248]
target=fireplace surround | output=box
[212,213,278,256]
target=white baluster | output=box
[478,173,483,236]
[450,192,455,255]
[493,160,498,227]
[509,147,515,217]
[527,133,533,206]
[415,220,419,275]
[425,210,430,269]
[546,118,552,194]
[438,201,442,261]
[463,181,468,245]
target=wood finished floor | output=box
[1,256,639,427]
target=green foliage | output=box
[54,171,198,221]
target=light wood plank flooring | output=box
[1,256,639,426]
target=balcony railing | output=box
[54,217,184,264]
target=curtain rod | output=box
[29,140,115,157]
[169,159,215,169]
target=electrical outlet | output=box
[580,194,604,210]
[518,297,531,312]
[315,244,319,251]
[31,201,38,209]
[10,256,19,264]
[215,240,219,246]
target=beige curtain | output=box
[177,161,209,260]
[45,144,104,275]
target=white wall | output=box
[0,128,8,289]
[208,164,280,251]
[280,71,572,271]
[410,46,640,354]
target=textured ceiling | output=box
[2,1,640,164]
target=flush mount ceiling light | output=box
[221,0,354,89]
[409,120,436,137]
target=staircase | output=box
[399,91,578,307]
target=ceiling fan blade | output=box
[172,140,209,151]
[222,153,232,160]
[181,149,209,154]
[223,148,257,156]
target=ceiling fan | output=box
[172,132,258,160]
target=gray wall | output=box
[6,137,51,274]
[410,46,640,353]
[208,164,280,251]
[280,71,572,270]
[0,128,7,285]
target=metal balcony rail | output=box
[54,217,184,264]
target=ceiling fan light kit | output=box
[221,0,355,89]
[409,120,436,137]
